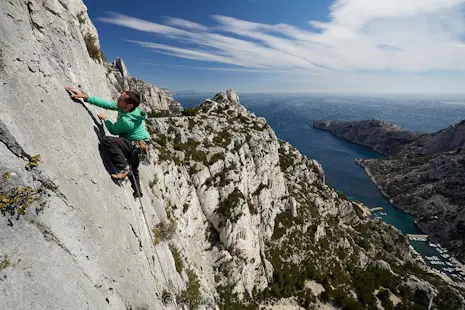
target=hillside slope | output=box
[358,121,465,264]
[314,118,465,264]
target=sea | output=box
[174,92,465,280]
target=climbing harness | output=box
[133,140,151,166]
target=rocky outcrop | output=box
[146,91,465,309]
[313,120,423,155]
[0,1,464,310]
[358,121,465,263]
[315,118,465,263]
[105,57,182,114]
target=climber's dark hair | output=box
[125,91,141,111]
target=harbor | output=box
[406,239,464,282]
[372,210,464,283]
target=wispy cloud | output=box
[137,61,290,73]
[163,17,208,31]
[98,0,465,75]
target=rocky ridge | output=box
[105,57,182,114]
[314,118,465,265]
[313,120,423,156]
[0,1,464,309]
[145,91,465,309]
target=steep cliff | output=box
[146,91,465,309]
[313,120,423,156]
[0,1,179,309]
[357,121,465,264]
[0,1,464,310]
[314,118,465,264]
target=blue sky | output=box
[84,0,465,93]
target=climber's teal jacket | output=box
[88,96,150,141]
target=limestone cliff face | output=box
[0,1,179,309]
[146,92,465,309]
[0,1,464,310]
[313,120,423,156]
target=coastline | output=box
[356,159,465,282]
[354,159,425,230]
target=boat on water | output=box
[430,261,445,265]
[442,254,450,259]
[428,242,438,248]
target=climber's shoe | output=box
[111,166,130,180]
[133,190,143,198]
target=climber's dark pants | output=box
[101,136,141,193]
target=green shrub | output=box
[154,134,167,147]
[152,221,176,245]
[167,125,176,134]
[355,237,370,251]
[157,148,172,162]
[216,189,244,223]
[182,107,201,116]
[377,289,394,310]
[84,33,106,61]
[327,183,348,200]
[188,118,196,130]
[434,287,463,309]
[253,183,268,196]
[209,152,225,165]
[248,200,258,215]
[1,185,36,216]
[0,255,10,270]
[252,122,265,131]
[203,138,213,148]
[27,154,41,169]
[179,269,201,309]
[233,140,241,152]
[169,244,183,273]
[213,129,232,148]
[278,150,294,172]
[148,110,170,118]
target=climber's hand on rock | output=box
[65,86,88,101]
[97,113,107,120]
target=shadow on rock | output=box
[68,94,121,187]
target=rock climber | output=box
[65,86,149,198]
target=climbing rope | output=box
[130,172,179,310]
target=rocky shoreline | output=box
[315,119,465,265]
[313,119,423,156]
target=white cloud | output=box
[98,1,465,92]
[137,61,289,72]
[163,17,208,31]
[97,12,189,37]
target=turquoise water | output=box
[175,93,465,278]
